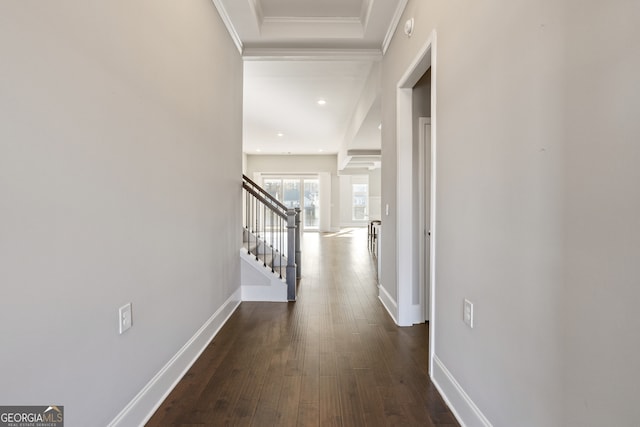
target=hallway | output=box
[147,228,458,426]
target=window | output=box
[352,183,368,220]
[262,176,320,231]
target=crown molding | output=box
[382,0,409,55]
[242,48,383,61]
[211,0,243,54]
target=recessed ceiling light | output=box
[317,99,326,106]
[277,132,284,137]
[318,149,324,153]
[378,123,382,130]
[256,148,261,152]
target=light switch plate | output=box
[119,303,132,334]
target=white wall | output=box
[382,0,640,426]
[0,1,242,425]
[563,1,640,425]
[383,0,564,425]
[245,154,338,176]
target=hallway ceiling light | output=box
[277,132,284,137]
[317,99,327,106]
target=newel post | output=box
[295,207,301,280]
[286,208,297,301]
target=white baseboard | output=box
[431,355,493,427]
[406,303,424,326]
[377,283,399,324]
[107,289,241,427]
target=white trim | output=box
[428,32,438,376]
[242,48,382,61]
[210,0,244,54]
[432,355,493,427]
[406,303,422,325]
[395,86,415,327]
[107,290,241,427]
[377,283,398,324]
[395,32,436,327]
[382,0,409,55]
[397,34,435,88]
[418,117,431,323]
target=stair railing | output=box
[242,174,299,301]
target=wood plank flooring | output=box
[147,228,459,426]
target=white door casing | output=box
[395,30,437,375]
[419,117,431,323]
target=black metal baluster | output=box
[246,190,250,254]
[255,193,259,261]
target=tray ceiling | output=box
[213,0,408,52]
[212,0,409,167]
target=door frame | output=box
[396,30,437,375]
[418,117,431,323]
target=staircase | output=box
[241,175,300,301]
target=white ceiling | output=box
[260,0,363,18]
[243,60,373,155]
[212,0,408,166]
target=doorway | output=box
[419,117,431,322]
[394,31,437,374]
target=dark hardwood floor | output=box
[147,228,459,426]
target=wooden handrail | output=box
[242,174,288,212]
[242,175,299,301]
[242,181,287,219]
